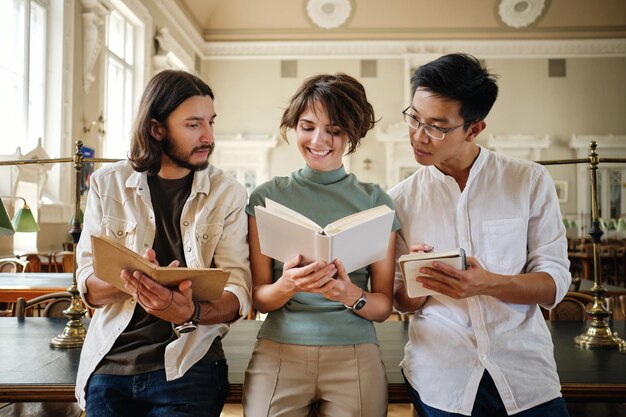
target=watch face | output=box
[176,322,198,333]
[353,298,367,310]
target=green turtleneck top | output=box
[246,165,400,345]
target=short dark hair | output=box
[280,73,377,154]
[129,70,214,175]
[410,53,498,123]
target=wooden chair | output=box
[15,292,72,319]
[0,258,29,273]
[548,292,595,321]
[51,251,74,273]
[0,258,30,316]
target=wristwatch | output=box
[174,300,201,334]
[344,291,367,311]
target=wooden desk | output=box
[578,279,626,300]
[0,273,73,303]
[0,318,625,403]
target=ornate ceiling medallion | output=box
[306,0,353,29]
[498,0,548,29]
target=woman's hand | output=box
[277,255,337,296]
[320,259,362,305]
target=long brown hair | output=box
[279,73,377,154]
[129,70,214,175]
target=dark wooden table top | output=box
[0,318,624,403]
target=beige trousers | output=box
[243,339,388,417]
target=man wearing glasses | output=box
[389,53,571,417]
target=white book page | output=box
[264,198,321,232]
[323,205,392,235]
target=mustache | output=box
[193,143,214,153]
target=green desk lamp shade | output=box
[0,199,15,236]
[617,218,626,232]
[12,202,39,232]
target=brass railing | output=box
[539,141,626,350]
[0,140,119,348]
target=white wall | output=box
[204,56,626,199]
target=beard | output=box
[162,137,214,171]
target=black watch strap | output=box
[174,301,201,334]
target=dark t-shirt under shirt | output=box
[95,171,223,375]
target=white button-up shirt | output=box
[74,161,251,408]
[389,146,570,416]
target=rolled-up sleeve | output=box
[527,166,571,309]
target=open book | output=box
[398,249,466,297]
[91,235,230,301]
[254,198,395,274]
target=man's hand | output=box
[121,248,193,323]
[416,256,492,299]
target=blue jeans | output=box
[403,370,570,417]
[86,359,229,417]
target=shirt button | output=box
[144,243,149,248]
[203,234,208,239]
[481,354,487,361]
[186,247,191,252]
[183,221,189,226]
[117,230,123,236]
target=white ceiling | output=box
[174,0,626,42]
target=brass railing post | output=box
[574,142,625,350]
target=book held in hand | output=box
[398,249,467,297]
[254,198,395,274]
[91,235,230,301]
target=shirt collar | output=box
[426,145,488,183]
[301,164,348,185]
[125,162,213,195]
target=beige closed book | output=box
[398,249,466,298]
[91,235,230,301]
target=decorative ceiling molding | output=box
[200,38,626,60]
[80,0,110,93]
[497,0,548,29]
[305,0,353,29]
[153,26,194,73]
[153,0,205,58]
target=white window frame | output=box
[101,0,150,159]
[0,0,48,157]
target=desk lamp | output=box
[0,199,15,236]
[0,196,40,232]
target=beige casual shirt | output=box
[74,160,251,408]
[389,146,571,416]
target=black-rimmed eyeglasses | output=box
[402,106,470,141]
